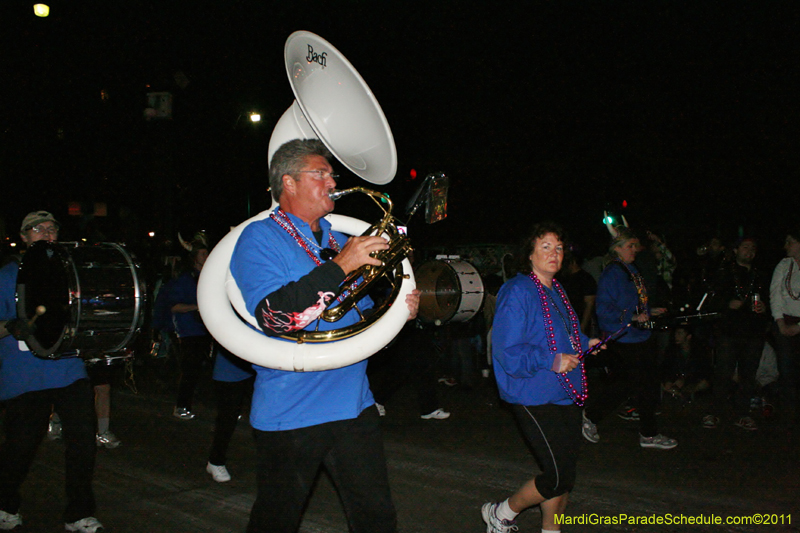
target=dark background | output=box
[1,1,798,261]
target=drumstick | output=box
[579,323,630,359]
[29,305,46,325]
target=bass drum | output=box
[416,260,484,325]
[16,241,146,361]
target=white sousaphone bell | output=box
[197,31,415,372]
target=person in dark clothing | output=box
[163,242,212,420]
[559,250,597,336]
[205,346,255,482]
[559,250,601,443]
[368,320,449,420]
[703,237,770,431]
[661,325,711,403]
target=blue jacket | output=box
[596,261,651,343]
[492,274,589,406]
[0,262,87,401]
[230,211,374,431]
[162,271,208,338]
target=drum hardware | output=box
[84,350,135,366]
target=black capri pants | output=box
[511,403,582,500]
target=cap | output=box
[21,211,59,232]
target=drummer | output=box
[0,211,104,533]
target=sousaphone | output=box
[197,31,415,371]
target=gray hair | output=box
[609,226,638,255]
[269,139,333,202]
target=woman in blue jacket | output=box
[482,222,601,533]
[596,226,677,451]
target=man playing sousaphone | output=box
[230,139,420,533]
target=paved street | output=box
[5,359,799,532]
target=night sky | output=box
[1,1,798,260]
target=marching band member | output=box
[0,211,103,533]
[230,139,419,533]
[596,225,677,449]
[483,222,602,533]
[164,240,212,420]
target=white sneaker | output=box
[639,433,678,450]
[206,462,231,483]
[0,509,22,530]
[375,403,386,416]
[64,516,104,532]
[47,417,63,441]
[481,502,518,532]
[421,408,450,420]
[173,407,196,420]
[582,410,600,443]
[702,414,720,429]
[96,431,122,449]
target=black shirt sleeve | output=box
[254,261,346,336]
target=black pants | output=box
[713,335,763,415]
[511,403,582,500]
[208,377,253,466]
[585,338,660,437]
[0,378,96,523]
[247,407,396,533]
[175,335,211,410]
[773,324,800,417]
[369,325,439,416]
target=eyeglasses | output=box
[296,170,339,181]
[29,224,59,236]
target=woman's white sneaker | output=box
[639,434,678,450]
[64,516,103,532]
[206,462,231,482]
[420,408,450,420]
[0,509,22,530]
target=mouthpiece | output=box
[328,189,354,201]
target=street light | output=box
[234,111,262,128]
[33,4,49,17]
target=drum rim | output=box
[416,259,485,325]
[15,241,146,359]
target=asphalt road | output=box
[6,359,799,533]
